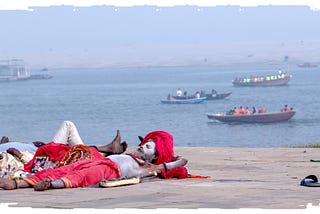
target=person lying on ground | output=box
[0,120,127,178]
[0,130,188,191]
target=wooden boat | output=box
[161,97,206,104]
[29,74,53,80]
[203,92,232,100]
[207,110,296,123]
[297,62,318,68]
[172,91,232,100]
[232,73,291,87]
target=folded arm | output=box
[143,156,188,174]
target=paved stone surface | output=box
[1,147,320,209]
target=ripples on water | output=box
[0,64,319,148]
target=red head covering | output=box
[139,130,174,165]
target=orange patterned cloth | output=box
[55,144,94,168]
[23,142,103,173]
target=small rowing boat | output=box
[203,92,232,100]
[173,91,232,100]
[161,97,206,104]
[207,110,296,123]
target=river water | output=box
[0,64,319,148]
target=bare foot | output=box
[34,178,51,191]
[0,136,9,144]
[110,130,122,153]
[0,179,16,190]
[98,130,127,154]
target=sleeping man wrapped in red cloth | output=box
[0,127,190,191]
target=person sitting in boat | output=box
[239,106,245,115]
[252,107,257,114]
[167,94,172,100]
[211,89,217,97]
[282,104,289,112]
[245,107,250,115]
[183,91,188,97]
[258,108,267,113]
[226,109,234,115]
[233,107,239,115]
[194,91,201,99]
[176,88,182,97]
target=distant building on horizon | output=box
[0,59,30,81]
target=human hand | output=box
[6,148,23,159]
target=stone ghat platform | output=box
[1,147,320,210]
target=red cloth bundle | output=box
[159,166,189,179]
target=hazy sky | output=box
[0,1,319,68]
[1,1,320,10]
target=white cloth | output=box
[0,142,37,152]
[0,151,34,178]
[52,120,85,146]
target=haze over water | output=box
[0,4,319,148]
[0,5,320,68]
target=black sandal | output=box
[300,175,320,187]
